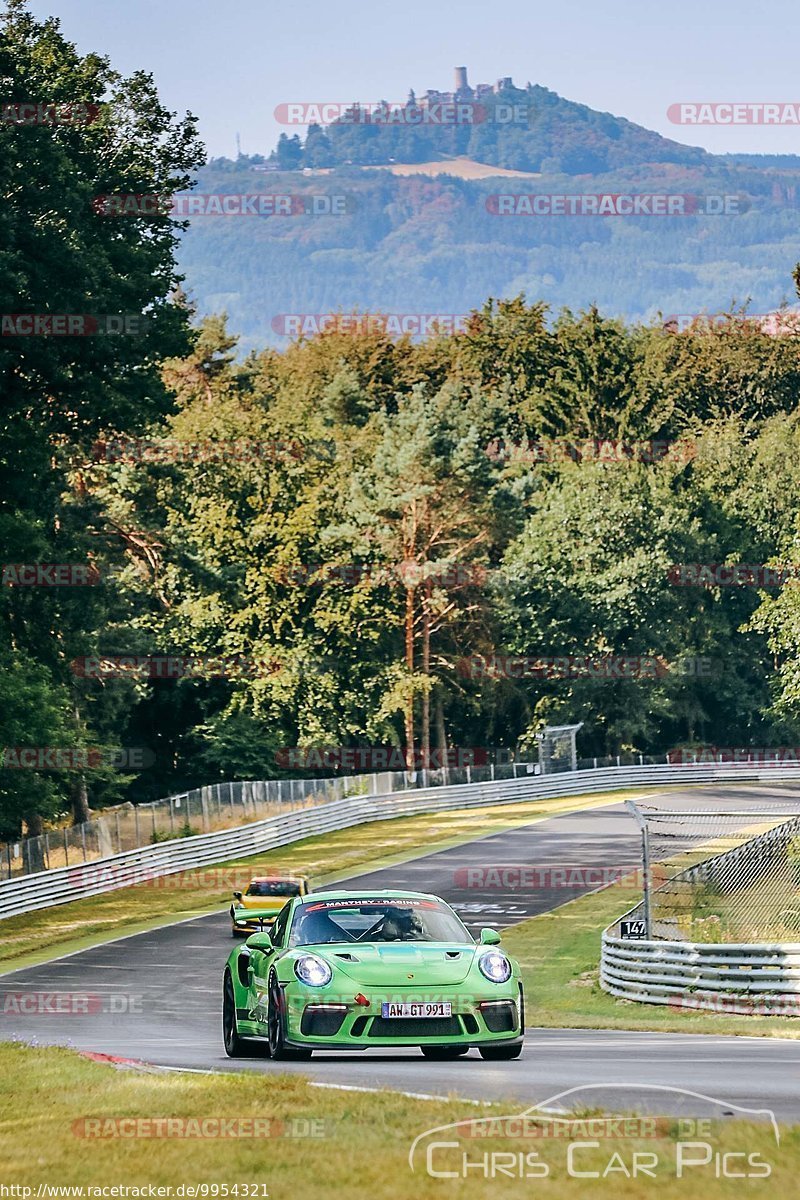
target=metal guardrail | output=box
[602,931,800,1015]
[3,760,800,923]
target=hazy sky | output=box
[28,0,800,160]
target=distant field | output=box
[373,155,541,179]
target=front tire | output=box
[420,1045,469,1060]
[223,970,247,1057]
[267,973,312,1061]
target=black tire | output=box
[267,973,312,1061]
[420,1045,469,1060]
[223,970,247,1057]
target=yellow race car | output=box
[230,875,311,936]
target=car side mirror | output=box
[246,932,274,952]
[480,928,502,945]
[233,891,243,902]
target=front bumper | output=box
[281,984,523,1049]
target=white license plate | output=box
[381,1002,452,1018]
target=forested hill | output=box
[178,151,800,353]
[268,83,711,174]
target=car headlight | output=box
[294,955,333,987]
[478,950,512,983]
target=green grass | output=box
[503,876,800,1038]
[0,1043,794,1197]
[0,790,637,971]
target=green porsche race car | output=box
[222,889,524,1061]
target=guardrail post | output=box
[116,810,122,853]
[63,827,69,866]
[134,804,140,847]
[81,822,87,862]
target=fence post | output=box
[626,800,652,938]
[63,827,69,866]
[44,831,50,870]
[116,810,122,853]
[81,822,87,862]
[134,804,140,847]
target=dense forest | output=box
[6,4,800,843]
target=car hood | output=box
[312,943,478,985]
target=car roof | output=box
[250,875,305,882]
[295,889,441,905]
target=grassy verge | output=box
[503,877,800,1038]
[0,1043,794,1197]
[0,790,639,971]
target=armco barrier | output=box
[602,928,800,1015]
[2,761,800,921]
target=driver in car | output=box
[379,906,425,941]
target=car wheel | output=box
[223,970,247,1057]
[267,972,312,1061]
[420,1045,469,1059]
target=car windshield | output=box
[288,898,472,946]
[246,881,301,897]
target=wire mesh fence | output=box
[624,801,800,944]
[0,754,575,881]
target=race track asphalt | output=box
[2,783,800,1121]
